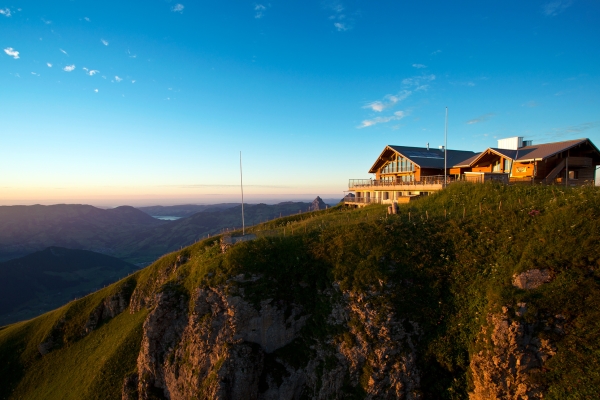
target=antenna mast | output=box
[240,151,245,235]
[444,107,448,187]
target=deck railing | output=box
[349,175,460,189]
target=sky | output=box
[1,0,599,206]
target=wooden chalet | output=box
[345,145,477,207]
[451,137,600,185]
[345,137,600,208]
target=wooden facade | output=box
[455,139,600,185]
[345,138,600,208]
[345,145,476,207]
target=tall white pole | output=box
[444,107,448,187]
[240,151,245,235]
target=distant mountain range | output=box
[0,246,136,326]
[0,199,334,265]
[137,203,240,218]
[119,201,328,263]
[0,204,165,262]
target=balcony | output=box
[349,175,457,190]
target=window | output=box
[568,170,578,179]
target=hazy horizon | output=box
[0,193,344,208]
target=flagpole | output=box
[444,107,448,187]
[240,151,245,235]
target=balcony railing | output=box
[342,196,382,204]
[349,175,459,189]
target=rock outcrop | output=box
[512,269,553,290]
[309,197,328,212]
[124,278,421,399]
[469,305,558,400]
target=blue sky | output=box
[1,0,599,206]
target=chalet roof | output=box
[453,153,482,168]
[511,139,594,162]
[459,139,598,168]
[369,145,477,173]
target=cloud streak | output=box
[363,91,411,112]
[254,4,266,18]
[0,8,11,17]
[358,111,408,129]
[101,39,109,46]
[3,47,19,59]
[402,74,436,87]
[115,76,123,82]
[466,113,494,124]
[63,65,76,72]
[60,48,68,55]
[47,62,52,67]
[326,1,354,32]
[548,121,598,138]
[543,0,572,16]
[172,4,184,13]
[412,63,427,69]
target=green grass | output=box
[1,182,599,399]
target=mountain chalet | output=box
[345,137,600,207]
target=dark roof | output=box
[453,153,482,167]
[512,139,592,161]
[460,139,597,168]
[369,145,477,172]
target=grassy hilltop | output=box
[1,183,599,399]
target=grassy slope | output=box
[1,183,599,399]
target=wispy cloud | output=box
[63,65,76,72]
[431,49,442,55]
[3,47,19,59]
[363,91,411,112]
[450,80,476,87]
[412,63,427,69]
[88,69,99,76]
[84,17,90,22]
[334,22,350,31]
[0,8,11,17]
[402,74,436,87]
[522,100,539,108]
[548,122,598,138]
[543,0,572,16]
[31,72,40,76]
[466,113,494,124]
[94,89,98,93]
[41,18,52,24]
[254,4,266,18]
[172,3,184,13]
[101,39,109,46]
[60,48,68,55]
[47,62,52,67]
[358,111,408,129]
[326,1,354,32]
[115,76,123,82]
[127,49,137,58]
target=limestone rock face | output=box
[126,280,422,399]
[469,306,557,400]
